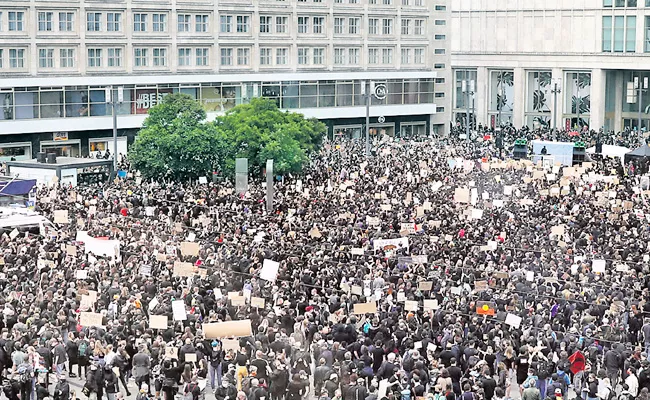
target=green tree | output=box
[129,93,222,180]
[213,97,326,175]
[129,95,326,180]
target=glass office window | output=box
[603,16,612,52]
[626,16,637,52]
[40,91,63,118]
[614,16,625,52]
[335,82,353,106]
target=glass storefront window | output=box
[525,71,552,129]
[334,125,362,139]
[179,87,197,99]
[201,87,226,112]
[0,144,31,161]
[526,71,552,113]
[281,81,299,109]
[0,93,14,121]
[116,88,133,115]
[419,79,434,104]
[89,89,107,116]
[490,70,514,112]
[387,81,403,105]
[42,142,80,157]
[221,85,241,110]
[15,91,39,120]
[400,123,426,139]
[404,80,419,105]
[455,70,477,109]
[65,88,89,118]
[261,83,280,107]
[299,82,318,108]
[40,91,63,118]
[353,82,363,107]
[90,141,107,152]
[370,124,394,137]
[621,71,650,113]
[319,82,335,107]
[336,82,353,107]
[565,72,591,129]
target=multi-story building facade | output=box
[0,0,449,161]
[451,0,650,133]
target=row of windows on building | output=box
[0,79,439,122]
[599,15,650,52]
[0,46,431,70]
[262,0,429,6]
[0,11,445,36]
[603,0,646,7]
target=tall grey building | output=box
[451,0,650,133]
[0,0,449,160]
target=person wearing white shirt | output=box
[625,368,639,398]
[105,344,117,367]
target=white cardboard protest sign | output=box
[80,312,103,327]
[423,299,438,311]
[505,313,522,329]
[149,315,168,330]
[353,302,377,314]
[180,242,199,256]
[54,210,69,224]
[260,259,280,282]
[405,300,418,311]
[203,320,252,339]
[172,300,187,321]
[592,259,606,273]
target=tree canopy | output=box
[129,94,326,181]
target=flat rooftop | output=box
[6,157,113,170]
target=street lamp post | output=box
[105,86,124,172]
[575,73,581,131]
[462,79,475,140]
[362,80,387,157]
[636,76,648,138]
[497,70,503,129]
[551,78,562,131]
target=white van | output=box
[0,207,55,235]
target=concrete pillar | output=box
[551,68,564,131]
[590,68,606,132]
[614,71,624,132]
[476,66,489,127]
[513,67,525,128]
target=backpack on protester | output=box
[78,341,88,358]
[16,363,33,383]
[183,383,197,400]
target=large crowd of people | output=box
[1,128,650,400]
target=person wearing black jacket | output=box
[286,373,307,400]
[214,381,236,400]
[35,381,49,400]
[85,364,104,400]
[53,375,70,400]
[248,378,268,400]
[161,359,182,400]
[269,362,289,400]
[65,334,78,378]
[103,365,119,400]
